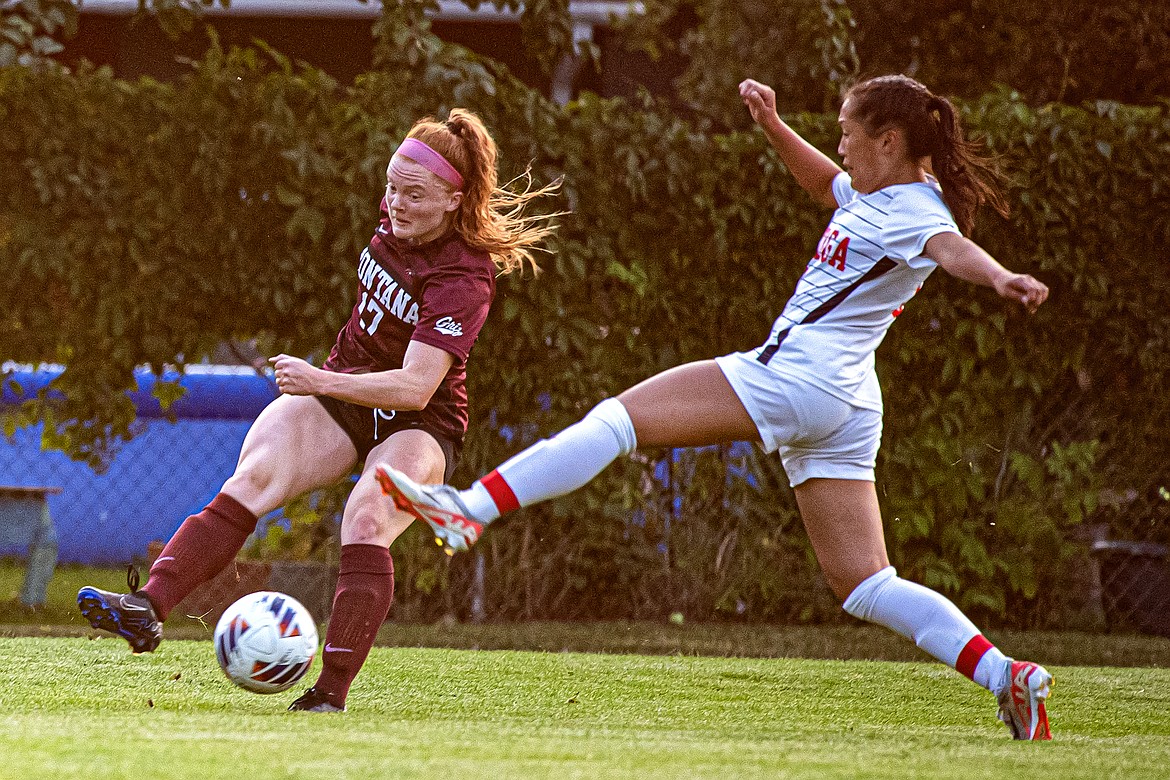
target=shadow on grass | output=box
[370,620,1170,668]
[3,562,1168,668]
[5,615,1169,667]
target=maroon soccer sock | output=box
[141,493,259,620]
[311,544,394,708]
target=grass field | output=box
[3,562,1169,777]
[1,634,1168,780]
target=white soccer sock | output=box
[461,482,501,522]
[975,647,1011,695]
[843,566,1009,692]
[459,397,637,522]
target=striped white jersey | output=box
[754,172,959,411]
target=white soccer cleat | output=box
[374,465,484,555]
[997,660,1054,740]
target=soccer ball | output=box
[214,591,318,694]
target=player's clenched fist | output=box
[739,79,778,125]
[269,354,320,395]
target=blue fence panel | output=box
[0,366,277,565]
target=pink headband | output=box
[394,137,464,190]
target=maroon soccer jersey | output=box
[323,200,496,443]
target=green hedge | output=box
[2,35,1168,627]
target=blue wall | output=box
[1,366,757,565]
[0,366,277,565]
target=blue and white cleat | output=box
[77,582,163,654]
[374,465,483,555]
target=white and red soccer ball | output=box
[214,591,318,694]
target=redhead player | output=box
[77,109,560,713]
[377,76,1054,739]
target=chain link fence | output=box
[1027,337,1170,638]
[2,362,1167,636]
[0,364,342,625]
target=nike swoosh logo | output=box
[324,644,354,653]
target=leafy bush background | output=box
[1,1,1168,627]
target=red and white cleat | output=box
[997,660,1054,740]
[374,465,484,555]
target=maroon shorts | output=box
[313,395,460,482]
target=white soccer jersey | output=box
[754,171,959,411]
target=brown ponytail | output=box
[845,76,1009,234]
[404,109,560,275]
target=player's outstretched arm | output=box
[739,79,841,209]
[925,232,1049,314]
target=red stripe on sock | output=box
[956,634,994,680]
[481,470,520,514]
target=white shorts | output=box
[714,351,882,487]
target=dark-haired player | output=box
[379,77,1054,740]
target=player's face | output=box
[384,156,463,244]
[837,99,896,194]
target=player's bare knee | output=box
[841,566,898,620]
[826,577,857,604]
[826,565,886,604]
[223,462,286,509]
[342,515,382,544]
[341,497,406,546]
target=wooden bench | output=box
[0,486,62,608]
